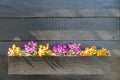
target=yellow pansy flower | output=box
[38,44,51,57]
[80,46,110,56]
[8,44,21,56]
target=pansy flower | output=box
[97,48,110,56]
[24,41,37,54]
[80,46,110,56]
[52,44,68,56]
[8,44,21,56]
[68,43,82,55]
[38,44,52,57]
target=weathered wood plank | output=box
[0,55,120,80]
[8,56,120,77]
[0,18,119,40]
[28,30,120,40]
[8,75,114,80]
[0,41,120,56]
[0,0,119,17]
[8,56,111,75]
[111,57,120,72]
[0,55,8,80]
[110,72,120,80]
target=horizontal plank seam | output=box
[0,40,120,42]
[0,17,120,19]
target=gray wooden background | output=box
[0,0,120,80]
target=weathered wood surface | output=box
[0,18,119,40]
[0,55,8,80]
[7,56,120,80]
[0,0,119,79]
[0,0,119,17]
[0,41,120,56]
[1,55,119,80]
[8,57,112,75]
[8,74,120,80]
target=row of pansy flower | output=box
[8,41,110,56]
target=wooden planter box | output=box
[8,56,111,75]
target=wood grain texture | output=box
[0,18,119,40]
[8,56,111,75]
[0,40,120,56]
[0,55,120,80]
[0,55,8,80]
[111,57,120,72]
[0,0,119,79]
[0,0,119,17]
[8,75,116,80]
[8,56,120,80]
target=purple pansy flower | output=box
[24,41,37,53]
[52,44,68,56]
[68,43,82,55]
